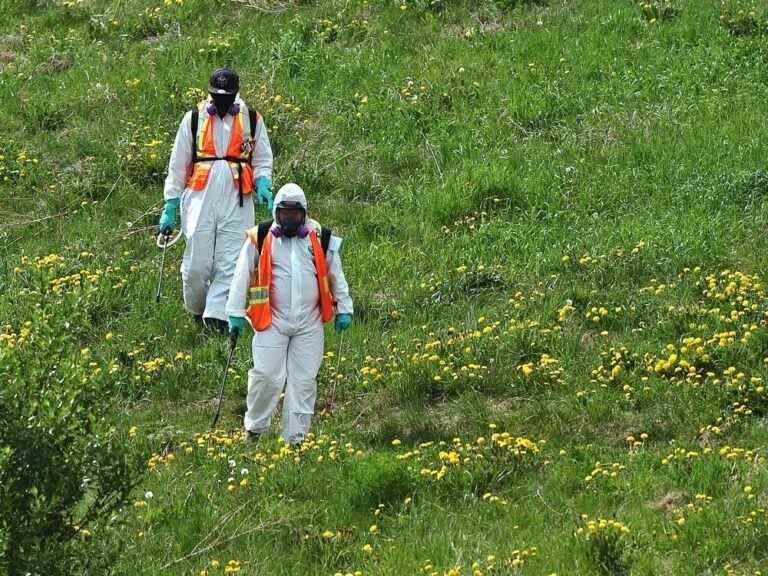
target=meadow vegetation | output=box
[2,0,768,574]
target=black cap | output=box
[208,68,239,95]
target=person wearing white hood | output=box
[159,68,274,332]
[226,183,353,445]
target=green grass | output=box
[3,0,768,574]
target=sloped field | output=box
[2,0,768,574]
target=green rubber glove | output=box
[256,176,273,212]
[228,315,245,336]
[159,198,180,235]
[334,313,352,333]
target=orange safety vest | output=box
[186,102,260,196]
[245,226,334,331]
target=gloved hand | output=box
[334,313,352,333]
[256,176,273,212]
[228,315,245,336]
[159,198,180,235]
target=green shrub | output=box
[0,254,143,576]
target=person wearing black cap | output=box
[159,68,274,332]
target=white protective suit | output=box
[226,183,353,444]
[164,94,273,321]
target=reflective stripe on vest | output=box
[245,227,334,331]
[186,104,258,194]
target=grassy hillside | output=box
[3,0,768,574]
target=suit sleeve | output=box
[251,115,273,180]
[327,241,353,315]
[226,238,258,318]
[163,111,193,200]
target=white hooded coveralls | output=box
[226,184,353,444]
[164,94,273,321]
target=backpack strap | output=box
[256,219,274,254]
[248,107,258,145]
[190,109,199,164]
[320,227,332,256]
[191,106,256,163]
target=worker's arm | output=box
[163,111,193,200]
[226,237,258,319]
[327,236,353,315]
[251,115,273,180]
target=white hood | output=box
[273,183,320,232]
[272,183,308,219]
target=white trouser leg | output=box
[180,226,214,316]
[244,325,289,433]
[205,227,247,321]
[281,323,325,444]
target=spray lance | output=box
[154,230,182,303]
[326,330,346,414]
[211,328,239,429]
